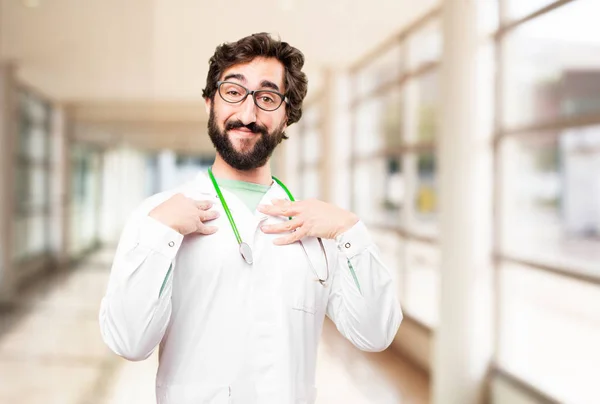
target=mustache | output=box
[225,120,268,135]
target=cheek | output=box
[215,108,238,128]
[263,111,286,130]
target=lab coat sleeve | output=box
[325,221,402,352]
[99,195,183,361]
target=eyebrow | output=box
[222,73,282,93]
[259,80,281,92]
[223,73,246,82]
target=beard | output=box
[207,105,286,171]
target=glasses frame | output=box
[216,81,289,112]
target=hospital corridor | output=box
[1,0,599,403]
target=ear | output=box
[204,97,211,115]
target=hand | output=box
[257,198,359,245]
[149,193,219,236]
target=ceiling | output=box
[1,0,437,151]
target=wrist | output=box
[149,212,182,235]
[334,213,359,239]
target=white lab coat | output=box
[99,171,402,404]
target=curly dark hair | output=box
[202,32,308,127]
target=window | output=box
[354,97,386,157]
[69,145,102,258]
[356,43,404,98]
[497,262,600,403]
[495,1,600,401]
[502,0,600,129]
[353,157,404,226]
[415,72,439,144]
[407,19,442,69]
[411,152,438,236]
[13,91,51,262]
[500,127,600,275]
[350,11,442,327]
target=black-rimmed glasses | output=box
[217,81,288,111]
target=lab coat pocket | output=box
[287,237,329,317]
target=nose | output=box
[238,94,257,125]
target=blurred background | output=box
[0,0,599,403]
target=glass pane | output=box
[302,166,320,200]
[69,204,83,257]
[502,0,600,129]
[354,90,404,156]
[416,72,439,143]
[17,106,31,158]
[372,229,405,297]
[18,91,49,161]
[69,147,102,256]
[13,216,28,261]
[28,124,48,162]
[478,0,499,35]
[14,164,49,213]
[498,262,600,403]
[403,240,440,327]
[384,157,405,224]
[382,88,404,149]
[353,157,404,227]
[409,152,438,236]
[14,165,28,213]
[500,126,600,275]
[303,128,321,166]
[356,43,403,97]
[303,105,320,128]
[26,214,47,256]
[354,98,384,156]
[407,19,442,69]
[29,165,48,209]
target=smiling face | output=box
[205,57,288,171]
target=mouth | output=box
[228,128,258,138]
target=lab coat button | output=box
[168,241,175,247]
[344,242,351,249]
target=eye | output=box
[260,95,275,104]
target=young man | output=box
[99,32,402,404]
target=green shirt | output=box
[216,178,271,212]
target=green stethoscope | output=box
[207,167,329,285]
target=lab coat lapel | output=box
[194,171,257,244]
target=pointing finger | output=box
[194,200,213,210]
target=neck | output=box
[211,154,273,185]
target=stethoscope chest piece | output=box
[239,242,253,265]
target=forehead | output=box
[220,57,285,90]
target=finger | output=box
[199,209,220,222]
[273,226,308,245]
[261,218,302,234]
[196,222,218,235]
[257,201,299,217]
[194,200,213,210]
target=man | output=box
[99,32,402,404]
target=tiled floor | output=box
[0,249,429,404]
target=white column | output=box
[433,1,494,403]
